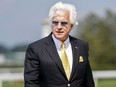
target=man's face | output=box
[51,10,72,42]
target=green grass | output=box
[2,79,116,87]
[3,80,24,87]
[98,79,116,87]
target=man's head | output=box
[49,2,78,41]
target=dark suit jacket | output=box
[24,33,95,87]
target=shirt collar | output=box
[52,34,70,50]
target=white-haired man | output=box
[24,2,95,87]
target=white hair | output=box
[49,2,78,26]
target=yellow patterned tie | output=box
[61,42,70,80]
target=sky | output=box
[0,0,116,48]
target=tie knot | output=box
[61,42,65,49]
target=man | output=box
[24,2,95,87]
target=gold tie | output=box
[61,42,70,80]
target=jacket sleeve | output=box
[84,43,95,87]
[24,44,40,87]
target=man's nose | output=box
[57,22,62,29]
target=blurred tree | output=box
[0,45,8,53]
[78,10,116,70]
[11,44,27,52]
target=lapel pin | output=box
[79,56,84,62]
[75,46,78,49]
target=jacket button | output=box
[67,84,70,87]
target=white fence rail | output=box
[93,70,116,87]
[0,70,116,87]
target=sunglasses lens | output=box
[52,21,58,26]
[61,22,68,26]
[52,21,68,26]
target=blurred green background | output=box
[78,10,116,70]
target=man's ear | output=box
[71,24,73,28]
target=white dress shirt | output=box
[52,34,73,72]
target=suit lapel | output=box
[70,37,80,81]
[44,34,66,77]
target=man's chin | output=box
[55,33,64,37]
[55,35,65,41]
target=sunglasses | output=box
[52,21,68,26]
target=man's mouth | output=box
[56,31,63,33]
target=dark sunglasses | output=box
[52,21,68,26]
